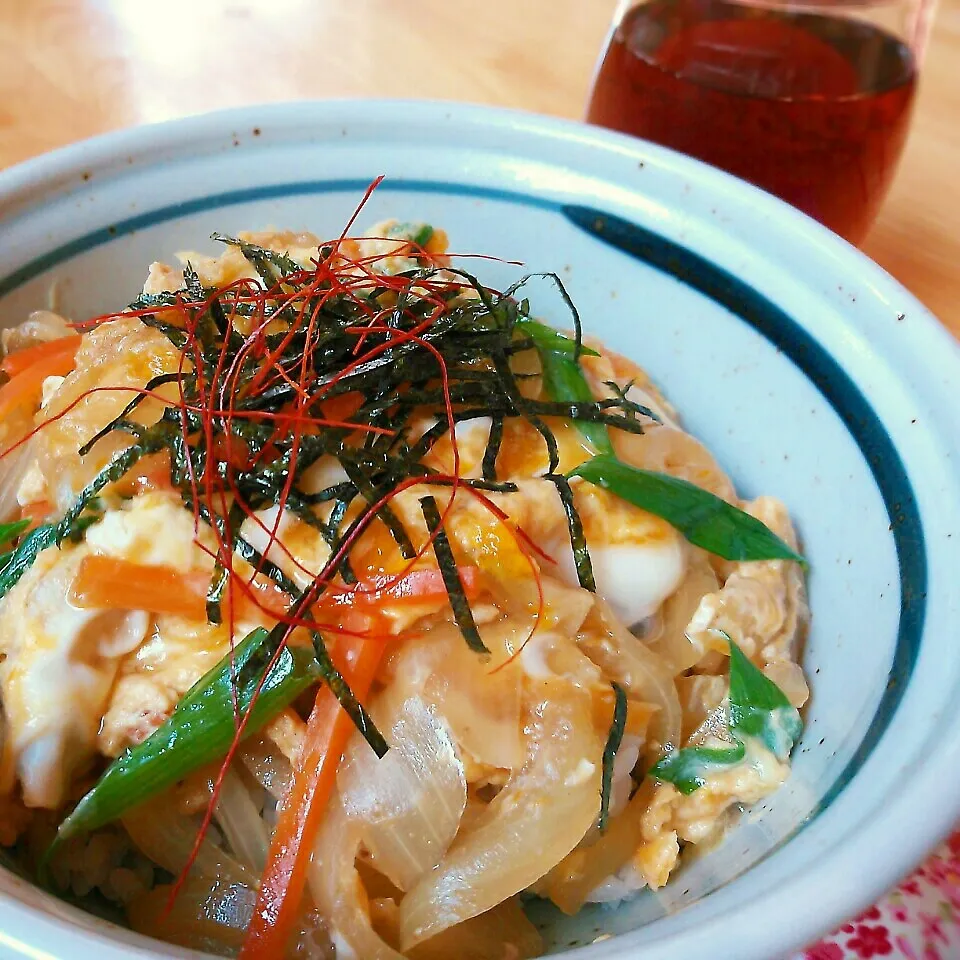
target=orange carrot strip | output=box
[1,335,81,378]
[69,555,210,619]
[323,565,480,608]
[0,340,80,420]
[239,636,385,959]
[68,555,476,631]
[121,451,175,496]
[19,500,53,532]
[68,555,290,623]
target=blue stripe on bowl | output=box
[559,204,926,814]
[0,177,926,817]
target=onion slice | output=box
[122,796,254,886]
[398,674,603,951]
[408,897,543,960]
[338,696,466,892]
[309,803,407,960]
[0,412,37,522]
[578,600,682,757]
[644,553,719,675]
[212,767,270,874]
[127,874,255,955]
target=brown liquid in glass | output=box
[587,0,917,243]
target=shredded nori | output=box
[599,682,628,831]
[420,494,488,655]
[21,236,657,747]
[546,473,596,593]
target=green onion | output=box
[538,347,614,456]
[648,741,747,795]
[409,224,434,248]
[727,636,803,761]
[599,682,628,829]
[650,637,803,794]
[50,627,319,846]
[569,454,805,564]
[0,524,57,601]
[516,319,600,358]
[0,518,29,547]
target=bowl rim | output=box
[0,98,958,960]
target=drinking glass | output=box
[586,0,936,244]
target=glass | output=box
[586,0,935,244]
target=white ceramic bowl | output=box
[0,100,958,960]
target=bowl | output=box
[0,100,957,960]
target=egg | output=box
[421,415,492,480]
[555,539,686,627]
[85,492,211,570]
[0,545,149,808]
[240,504,332,592]
[299,455,351,496]
[548,480,687,626]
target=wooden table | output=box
[0,0,956,336]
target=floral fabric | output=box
[794,832,960,960]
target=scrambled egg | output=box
[0,546,149,808]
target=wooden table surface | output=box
[0,0,956,336]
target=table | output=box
[0,0,956,336]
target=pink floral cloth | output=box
[791,832,960,960]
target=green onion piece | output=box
[727,637,803,760]
[409,224,434,247]
[420,495,488,655]
[385,222,435,248]
[538,347,614,456]
[0,518,29,547]
[50,627,319,846]
[599,682,628,830]
[569,455,805,564]
[648,741,747,795]
[0,524,57,601]
[650,637,803,794]
[516,319,600,358]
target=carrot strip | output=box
[1,335,81,378]
[325,565,480,607]
[70,555,480,624]
[67,555,291,623]
[19,500,53,532]
[239,636,385,959]
[69,555,210,619]
[0,339,80,420]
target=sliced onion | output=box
[127,874,255,956]
[643,552,719,675]
[0,427,35,522]
[539,778,657,915]
[423,623,525,772]
[212,767,270,874]
[1,310,71,355]
[338,696,466,892]
[408,897,543,960]
[379,619,527,772]
[238,735,293,802]
[122,795,254,886]
[398,672,603,950]
[309,803,407,960]
[577,600,682,757]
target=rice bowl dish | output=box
[0,211,808,958]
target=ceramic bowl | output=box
[0,100,957,960]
